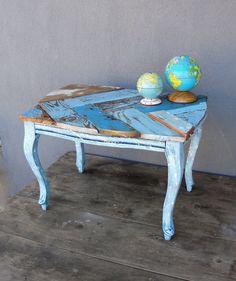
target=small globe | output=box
[137,73,163,99]
[164,55,201,91]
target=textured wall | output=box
[0,0,235,194]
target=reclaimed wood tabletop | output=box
[20,84,207,142]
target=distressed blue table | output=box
[20,84,207,240]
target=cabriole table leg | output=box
[163,141,184,240]
[23,122,49,210]
[185,125,202,192]
[75,141,85,173]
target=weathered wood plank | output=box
[135,96,207,115]
[2,153,236,281]
[19,106,98,134]
[149,110,194,139]
[62,89,137,108]
[167,99,207,115]
[72,104,140,137]
[0,195,235,281]
[18,106,54,125]
[40,100,98,134]
[176,110,207,127]
[0,231,176,281]
[39,84,123,103]
[95,94,207,140]
[95,95,142,113]
[40,100,79,120]
[95,94,207,116]
[111,108,184,141]
[39,99,141,137]
[19,153,236,241]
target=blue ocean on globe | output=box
[164,56,201,91]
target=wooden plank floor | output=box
[0,152,236,281]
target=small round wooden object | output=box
[167,91,197,103]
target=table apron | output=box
[35,124,166,153]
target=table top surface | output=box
[19,84,207,142]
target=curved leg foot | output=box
[163,142,184,240]
[24,122,49,210]
[75,141,85,173]
[185,126,202,192]
[41,202,48,211]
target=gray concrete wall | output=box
[0,0,235,195]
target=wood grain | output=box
[176,110,207,127]
[1,153,235,280]
[0,231,175,281]
[18,106,54,125]
[110,108,184,141]
[40,100,139,137]
[72,104,139,137]
[20,85,207,141]
[149,110,194,140]
[20,152,236,241]
[40,100,98,134]
[1,196,235,281]
[62,89,137,108]
[39,84,123,103]
[167,91,197,103]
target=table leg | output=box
[23,122,49,210]
[185,126,202,192]
[163,142,184,240]
[75,141,85,173]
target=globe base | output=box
[140,97,162,106]
[167,91,197,103]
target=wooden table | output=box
[19,84,207,240]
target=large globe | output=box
[164,56,201,91]
[137,73,163,99]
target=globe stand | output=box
[167,91,197,103]
[140,97,162,106]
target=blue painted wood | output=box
[134,96,207,115]
[176,110,206,127]
[63,89,138,108]
[185,125,203,192]
[26,93,207,142]
[23,122,49,210]
[35,124,166,152]
[40,100,76,119]
[21,107,43,119]
[19,106,54,125]
[72,104,138,136]
[40,100,98,133]
[149,110,193,138]
[166,101,207,115]
[96,95,142,113]
[163,141,184,240]
[111,108,182,140]
[75,142,85,173]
